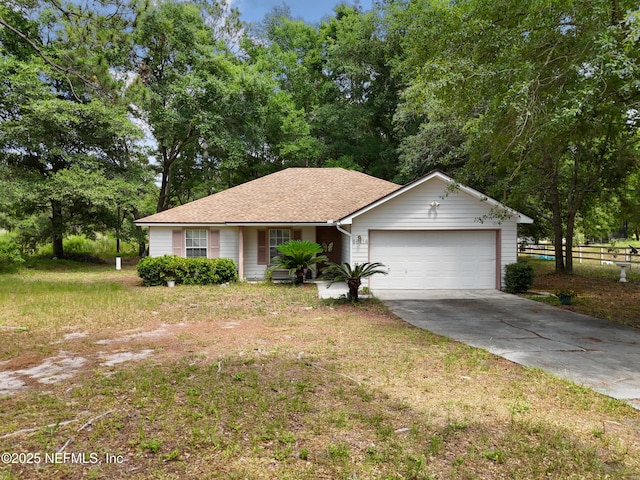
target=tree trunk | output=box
[156,148,175,213]
[548,165,565,272]
[51,200,64,258]
[565,210,577,274]
[116,206,122,254]
[156,167,171,213]
[348,279,360,302]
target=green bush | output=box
[504,261,535,294]
[0,237,25,272]
[137,256,238,286]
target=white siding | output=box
[220,228,238,261]
[341,230,351,266]
[349,177,519,289]
[149,227,174,257]
[243,227,263,280]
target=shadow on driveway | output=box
[375,290,640,410]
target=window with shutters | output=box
[269,229,290,262]
[258,229,301,265]
[185,229,208,258]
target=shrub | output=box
[320,262,387,302]
[0,237,25,272]
[136,256,166,286]
[269,240,328,284]
[504,261,535,293]
[137,256,238,286]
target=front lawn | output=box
[0,262,639,479]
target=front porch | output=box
[237,225,345,280]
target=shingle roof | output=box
[136,168,401,224]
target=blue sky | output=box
[233,0,375,26]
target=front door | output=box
[315,226,343,270]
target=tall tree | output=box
[242,8,325,170]
[1,0,150,257]
[392,0,640,272]
[244,3,404,180]
[128,0,244,212]
[0,60,143,256]
[317,3,404,179]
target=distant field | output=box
[521,243,640,267]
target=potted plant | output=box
[554,289,577,305]
[161,272,177,288]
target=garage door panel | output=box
[370,231,496,290]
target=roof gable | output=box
[136,168,401,225]
[338,170,534,224]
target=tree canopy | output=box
[1,0,639,268]
[390,0,640,271]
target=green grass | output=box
[524,257,640,327]
[4,356,635,479]
[35,234,139,259]
[0,261,639,479]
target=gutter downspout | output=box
[328,220,352,265]
[334,222,351,239]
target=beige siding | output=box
[349,177,520,289]
[149,226,239,262]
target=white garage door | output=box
[369,231,497,290]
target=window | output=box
[185,229,208,258]
[269,229,290,262]
[258,229,300,265]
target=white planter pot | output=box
[167,280,175,288]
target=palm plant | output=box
[269,240,328,284]
[321,262,387,302]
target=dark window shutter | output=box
[293,229,302,241]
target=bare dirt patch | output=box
[0,301,333,396]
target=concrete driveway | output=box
[375,290,640,410]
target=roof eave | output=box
[134,222,228,227]
[135,221,336,228]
